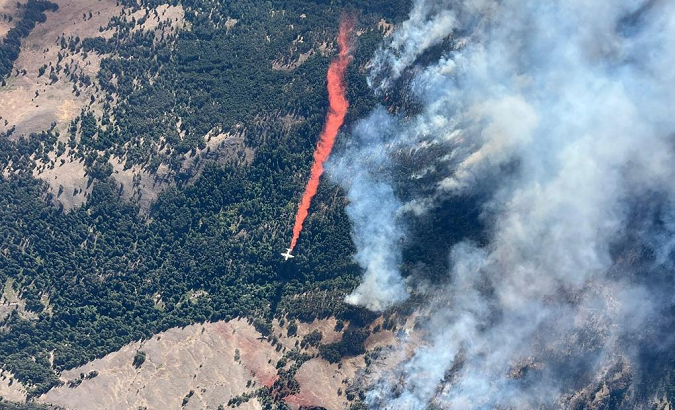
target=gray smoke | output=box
[328,0,675,408]
[331,109,409,311]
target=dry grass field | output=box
[32,315,419,410]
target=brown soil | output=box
[0,0,122,138]
[0,278,38,322]
[39,319,281,410]
[32,314,420,410]
[32,150,91,210]
[110,156,170,210]
[377,18,394,37]
[285,356,364,410]
[0,369,27,403]
[0,0,19,40]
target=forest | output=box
[0,0,413,401]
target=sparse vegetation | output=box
[133,351,146,369]
[181,390,194,407]
[0,0,59,79]
[286,320,298,337]
[319,329,371,364]
[0,401,64,410]
[300,330,322,349]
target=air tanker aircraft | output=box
[281,248,294,261]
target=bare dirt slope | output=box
[0,0,19,40]
[0,369,28,403]
[0,0,121,138]
[284,318,415,410]
[35,316,414,410]
[39,319,281,410]
[285,356,363,410]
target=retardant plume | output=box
[288,17,353,252]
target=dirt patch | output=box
[179,129,253,184]
[130,4,184,37]
[0,0,19,40]
[364,329,396,350]
[224,17,237,30]
[32,314,424,410]
[110,156,170,210]
[0,0,187,210]
[271,317,342,354]
[285,356,363,410]
[0,0,122,138]
[32,150,91,211]
[284,318,409,410]
[272,49,314,71]
[39,319,281,410]
[295,317,342,344]
[188,130,250,167]
[0,369,28,403]
[0,278,38,322]
[272,32,315,71]
[377,18,394,37]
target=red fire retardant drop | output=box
[289,18,353,252]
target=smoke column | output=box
[328,0,675,408]
[289,18,352,252]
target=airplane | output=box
[281,248,295,261]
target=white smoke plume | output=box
[329,0,675,408]
[331,109,409,311]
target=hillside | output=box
[0,0,410,407]
[3,1,675,410]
